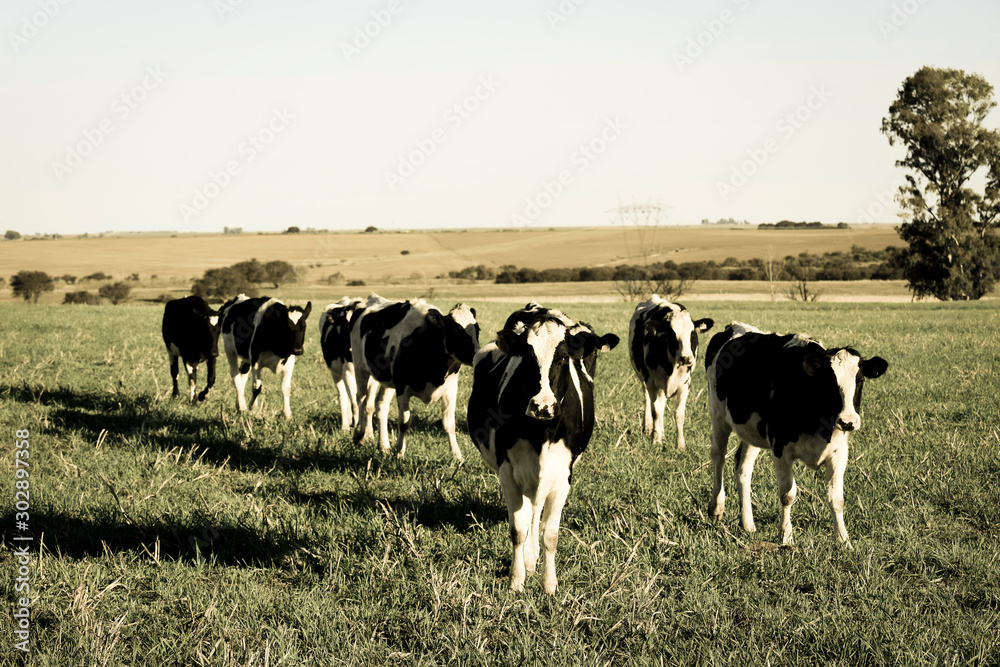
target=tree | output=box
[881,66,1000,300]
[99,281,131,305]
[284,226,300,234]
[5,230,21,240]
[191,267,257,300]
[11,270,55,303]
[263,260,297,288]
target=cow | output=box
[468,303,619,593]
[704,322,888,548]
[161,295,221,403]
[218,294,312,419]
[628,295,714,449]
[320,297,365,430]
[351,293,480,460]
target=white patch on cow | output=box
[288,310,304,325]
[526,321,565,414]
[783,333,815,348]
[499,354,523,398]
[567,358,585,415]
[830,349,862,428]
[209,315,219,327]
[252,298,282,329]
[449,303,477,329]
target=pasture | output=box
[2,299,999,665]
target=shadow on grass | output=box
[0,509,299,568]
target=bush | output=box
[82,272,110,281]
[347,279,366,287]
[59,274,78,284]
[99,281,131,305]
[63,291,102,305]
[5,230,21,240]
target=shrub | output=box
[63,291,102,305]
[347,279,366,287]
[82,272,110,281]
[99,281,131,305]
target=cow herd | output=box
[162,292,888,593]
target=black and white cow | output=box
[628,295,713,449]
[468,303,619,593]
[320,297,365,430]
[704,322,888,548]
[351,293,480,460]
[218,294,312,419]
[161,295,221,403]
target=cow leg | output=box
[247,363,263,412]
[673,379,691,451]
[651,387,667,446]
[708,418,732,521]
[641,382,653,437]
[440,374,464,462]
[499,464,532,593]
[279,355,296,419]
[539,446,572,594]
[168,351,180,399]
[198,356,216,402]
[343,363,360,430]
[395,393,411,458]
[354,371,377,443]
[184,361,198,403]
[735,442,762,533]
[376,386,396,455]
[227,350,249,412]
[772,455,798,545]
[824,443,851,548]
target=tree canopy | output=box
[881,66,1000,300]
[11,270,54,303]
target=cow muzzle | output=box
[836,414,860,432]
[527,394,559,420]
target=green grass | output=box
[2,300,999,665]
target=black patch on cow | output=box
[220,297,311,364]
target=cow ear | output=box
[598,333,620,352]
[694,318,714,333]
[425,310,446,329]
[496,329,523,355]
[566,331,597,359]
[862,356,888,379]
[302,302,312,319]
[802,353,824,376]
[469,306,477,320]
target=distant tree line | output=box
[443,246,905,285]
[191,258,298,299]
[758,220,850,230]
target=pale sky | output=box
[2,0,998,235]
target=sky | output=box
[2,0,999,235]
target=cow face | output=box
[286,302,312,356]
[803,347,888,433]
[445,304,481,366]
[205,312,221,358]
[497,319,618,421]
[645,308,714,369]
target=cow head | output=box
[425,304,480,366]
[286,302,312,356]
[644,304,713,369]
[497,312,619,421]
[802,346,888,434]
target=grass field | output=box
[2,299,999,665]
[0,225,903,289]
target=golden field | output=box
[1,225,902,286]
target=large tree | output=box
[11,270,55,303]
[881,66,1000,300]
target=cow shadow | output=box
[0,509,300,569]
